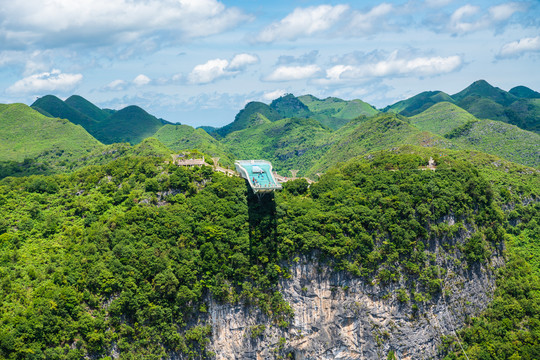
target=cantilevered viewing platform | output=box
[235,160,282,194]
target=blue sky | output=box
[0,0,539,127]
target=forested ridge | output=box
[0,148,538,359]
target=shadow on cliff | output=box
[246,186,278,265]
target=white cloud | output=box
[105,79,127,91]
[1,0,249,49]
[255,5,349,43]
[448,2,525,34]
[424,0,454,8]
[348,3,395,34]
[262,89,287,101]
[188,59,230,84]
[498,36,540,58]
[265,65,321,82]
[317,52,462,84]
[228,53,259,70]
[188,53,259,84]
[7,69,83,94]
[133,74,151,86]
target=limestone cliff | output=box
[203,249,502,360]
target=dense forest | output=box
[0,148,538,359]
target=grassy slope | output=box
[509,85,540,99]
[32,95,98,129]
[270,94,311,118]
[93,106,167,145]
[452,79,517,106]
[65,95,110,122]
[410,102,540,167]
[216,101,281,138]
[298,95,378,119]
[297,95,379,130]
[0,103,103,162]
[506,98,540,134]
[410,102,476,135]
[153,124,235,166]
[222,117,333,175]
[308,113,453,175]
[451,120,540,168]
[384,91,454,116]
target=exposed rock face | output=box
[206,251,503,360]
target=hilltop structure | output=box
[235,160,282,194]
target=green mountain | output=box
[215,101,281,138]
[298,95,379,129]
[411,102,540,167]
[383,91,454,116]
[506,98,540,133]
[31,95,172,145]
[410,101,476,135]
[0,103,103,169]
[509,85,540,99]
[65,95,111,122]
[0,144,537,359]
[32,94,98,129]
[92,105,170,145]
[452,79,517,106]
[222,117,333,175]
[309,113,453,175]
[386,80,540,134]
[153,124,235,165]
[270,93,312,118]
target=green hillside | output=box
[93,105,170,145]
[32,95,172,145]
[509,85,540,99]
[215,101,281,138]
[455,95,509,122]
[0,103,103,165]
[452,79,517,106]
[0,146,537,359]
[506,98,540,133]
[270,94,312,118]
[153,124,235,165]
[32,95,98,129]
[222,117,333,175]
[65,95,111,122]
[384,91,454,116]
[449,119,540,168]
[298,95,378,119]
[308,113,453,175]
[410,101,476,135]
[410,102,540,167]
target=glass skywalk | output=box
[235,160,282,193]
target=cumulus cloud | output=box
[7,69,82,94]
[255,5,349,43]
[188,59,230,84]
[228,53,259,70]
[188,53,259,84]
[0,0,250,49]
[133,74,151,86]
[347,3,396,35]
[262,89,287,101]
[498,36,540,58]
[265,65,321,82]
[448,2,525,34]
[317,52,462,84]
[277,50,319,65]
[105,79,127,91]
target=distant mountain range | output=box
[32,95,173,145]
[0,79,538,179]
[384,80,540,134]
